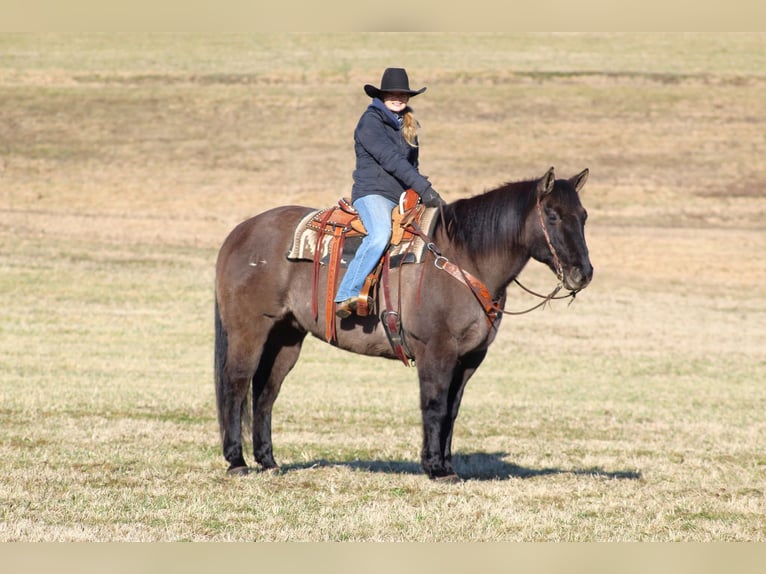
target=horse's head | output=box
[529,167,593,292]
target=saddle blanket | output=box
[287,205,439,267]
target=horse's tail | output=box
[214,296,252,448]
[214,296,228,443]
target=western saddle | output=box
[306,189,426,359]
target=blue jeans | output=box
[334,194,396,302]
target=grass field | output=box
[1,33,765,541]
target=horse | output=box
[214,167,593,481]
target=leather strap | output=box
[356,259,382,317]
[382,251,413,366]
[433,256,500,329]
[312,207,337,320]
[325,225,345,342]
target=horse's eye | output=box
[547,211,561,225]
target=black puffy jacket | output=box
[351,98,433,204]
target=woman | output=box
[335,67,444,318]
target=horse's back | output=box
[219,204,310,250]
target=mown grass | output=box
[2,234,764,541]
[1,33,765,541]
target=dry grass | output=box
[1,33,765,541]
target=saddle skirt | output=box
[287,195,438,267]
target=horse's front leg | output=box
[417,350,462,481]
[443,348,488,466]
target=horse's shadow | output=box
[279,451,642,481]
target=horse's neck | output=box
[439,230,530,299]
[477,250,530,297]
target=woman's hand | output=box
[419,187,445,207]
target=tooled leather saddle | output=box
[286,189,434,349]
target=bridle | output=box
[535,193,564,283]
[408,196,580,328]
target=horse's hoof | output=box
[227,466,251,476]
[432,473,462,484]
[261,466,282,476]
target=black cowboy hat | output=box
[364,68,427,99]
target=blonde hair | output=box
[402,107,419,148]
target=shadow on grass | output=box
[279,451,642,481]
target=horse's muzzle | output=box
[564,265,593,291]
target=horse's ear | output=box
[570,168,589,193]
[538,166,555,197]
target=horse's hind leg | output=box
[215,302,275,474]
[251,319,306,471]
[219,342,263,474]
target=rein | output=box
[407,198,579,326]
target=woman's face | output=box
[381,91,410,113]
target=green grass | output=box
[1,33,765,541]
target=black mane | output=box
[440,179,538,259]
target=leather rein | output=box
[407,196,580,328]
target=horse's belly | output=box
[294,307,399,359]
